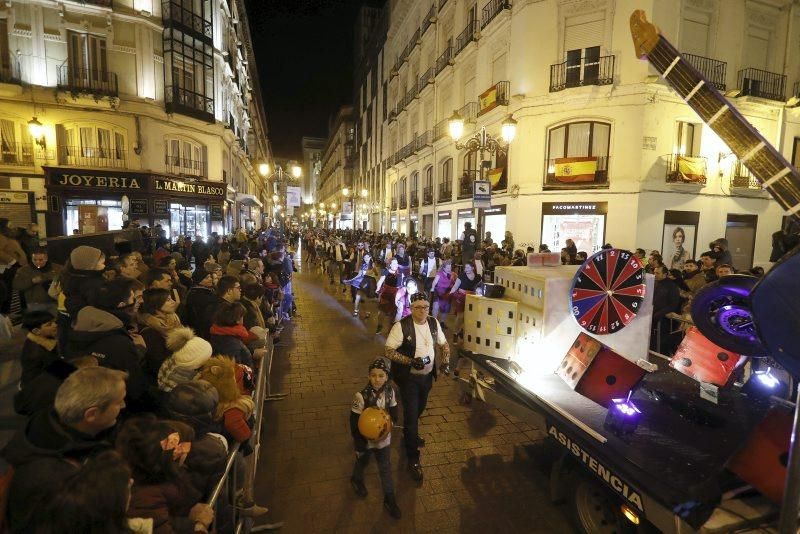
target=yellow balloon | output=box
[357,407,392,441]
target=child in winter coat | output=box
[197,355,254,444]
[158,327,213,393]
[349,359,401,519]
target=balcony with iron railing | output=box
[682,52,726,91]
[84,0,113,6]
[439,181,452,202]
[166,85,215,122]
[477,80,510,116]
[458,172,475,199]
[436,45,453,75]
[0,143,34,166]
[544,156,609,188]
[410,190,419,207]
[162,0,213,41]
[165,155,207,177]
[550,54,615,92]
[481,0,511,30]
[421,5,436,35]
[665,154,706,185]
[391,198,398,211]
[58,146,128,169]
[455,19,478,57]
[737,68,786,101]
[418,67,435,92]
[458,101,479,122]
[730,160,761,191]
[433,118,450,141]
[415,130,432,152]
[0,55,21,85]
[399,193,407,209]
[423,186,433,205]
[57,65,118,97]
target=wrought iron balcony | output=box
[683,52,726,91]
[58,146,128,169]
[391,199,398,211]
[665,154,706,185]
[544,156,609,188]
[399,194,407,209]
[166,85,215,121]
[422,5,436,35]
[84,0,113,6]
[481,0,511,30]
[550,54,614,92]
[435,45,453,75]
[165,155,206,177]
[438,182,452,202]
[0,143,34,166]
[410,191,419,207]
[477,80,509,116]
[458,101,479,122]
[737,68,786,101]
[162,0,213,41]
[414,130,432,152]
[433,118,450,141]
[423,186,434,205]
[57,65,118,97]
[458,174,473,198]
[0,55,21,85]
[730,160,761,191]
[418,67,435,91]
[455,19,478,57]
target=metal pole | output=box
[778,383,800,533]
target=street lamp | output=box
[448,112,517,183]
[342,187,350,197]
[258,162,270,177]
[360,188,368,198]
[28,117,46,148]
[291,165,302,178]
[272,194,279,203]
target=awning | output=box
[235,193,263,208]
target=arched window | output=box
[165,136,207,177]
[399,175,408,208]
[410,171,419,207]
[0,118,34,165]
[423,166,433,204]
[439,158,452,202]
[459,151,477,198]
[545,120,610,188]
[57,122,127,169]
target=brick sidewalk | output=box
[253,264,576,533]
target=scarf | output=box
[209,324,256,343]
[27,332,57,352]
[139,312,182,336]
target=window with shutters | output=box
[551,12,614,92]
[164,136,206,177]
[545,121,610,188]
[423,166,434,204]
[675,122,699,157]
[680,8,711,57]
[459,151,477,198]
[57,123,127,168]
[62,31,116,95]
[439,158,453,200]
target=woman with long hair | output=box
[393,277,419,323]
[374,257,403,335]
[668,226,691,270]
[138,287,182,379]
[343,252,377,317]
[448,262,481,341]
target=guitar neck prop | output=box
[629,10,800,220]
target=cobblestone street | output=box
[254,260,576,533]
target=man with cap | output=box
[58,245,106,355]
[384,292,450,481]
[183,261,222,339]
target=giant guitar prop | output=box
[630,11,800,377]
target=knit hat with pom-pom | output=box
[166,327,212,369]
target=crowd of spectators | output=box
[0,221,296,533]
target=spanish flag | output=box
[478,85,498,116]
[487,167,505,188]
[677,156,706,182]
[554,157,597,183]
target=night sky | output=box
[245,0,377,160]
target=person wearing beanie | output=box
[163,380,227,496]
[158,327,213,392]
[59,245,106,344]
[184,262,222,339]
[349,358,401,519]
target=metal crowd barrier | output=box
[206,334,286,533]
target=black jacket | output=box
[65,306,154,413]
[19,337,59,386]
[61,268,105,318]
[209,333,253,368]
[652,278,682,323]
[14,359,78,416]
[1,410,111,533]
[393,315,441,385]
[184,287,221,339]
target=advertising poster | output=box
[662,223,697,269]
[541,202,607,254]
[286,186,302,207]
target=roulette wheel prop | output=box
[570,249,646,335]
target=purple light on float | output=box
[604,392,642,435]
[611,397,641,418]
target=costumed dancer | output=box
[375,258,403,336]
[394,243,412,278]
[349,358,401,519]
[344,252,377,318]
[431,260,456,328]
[394,277,419,323]
[447,262,481,344]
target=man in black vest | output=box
[384,292,450,481]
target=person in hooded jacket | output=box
[17,310,59,386]
[57,245,106,354]
[65,277,154,413]
[2,366,127,533]
[182,262,222,338]
[208,302,263,369]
